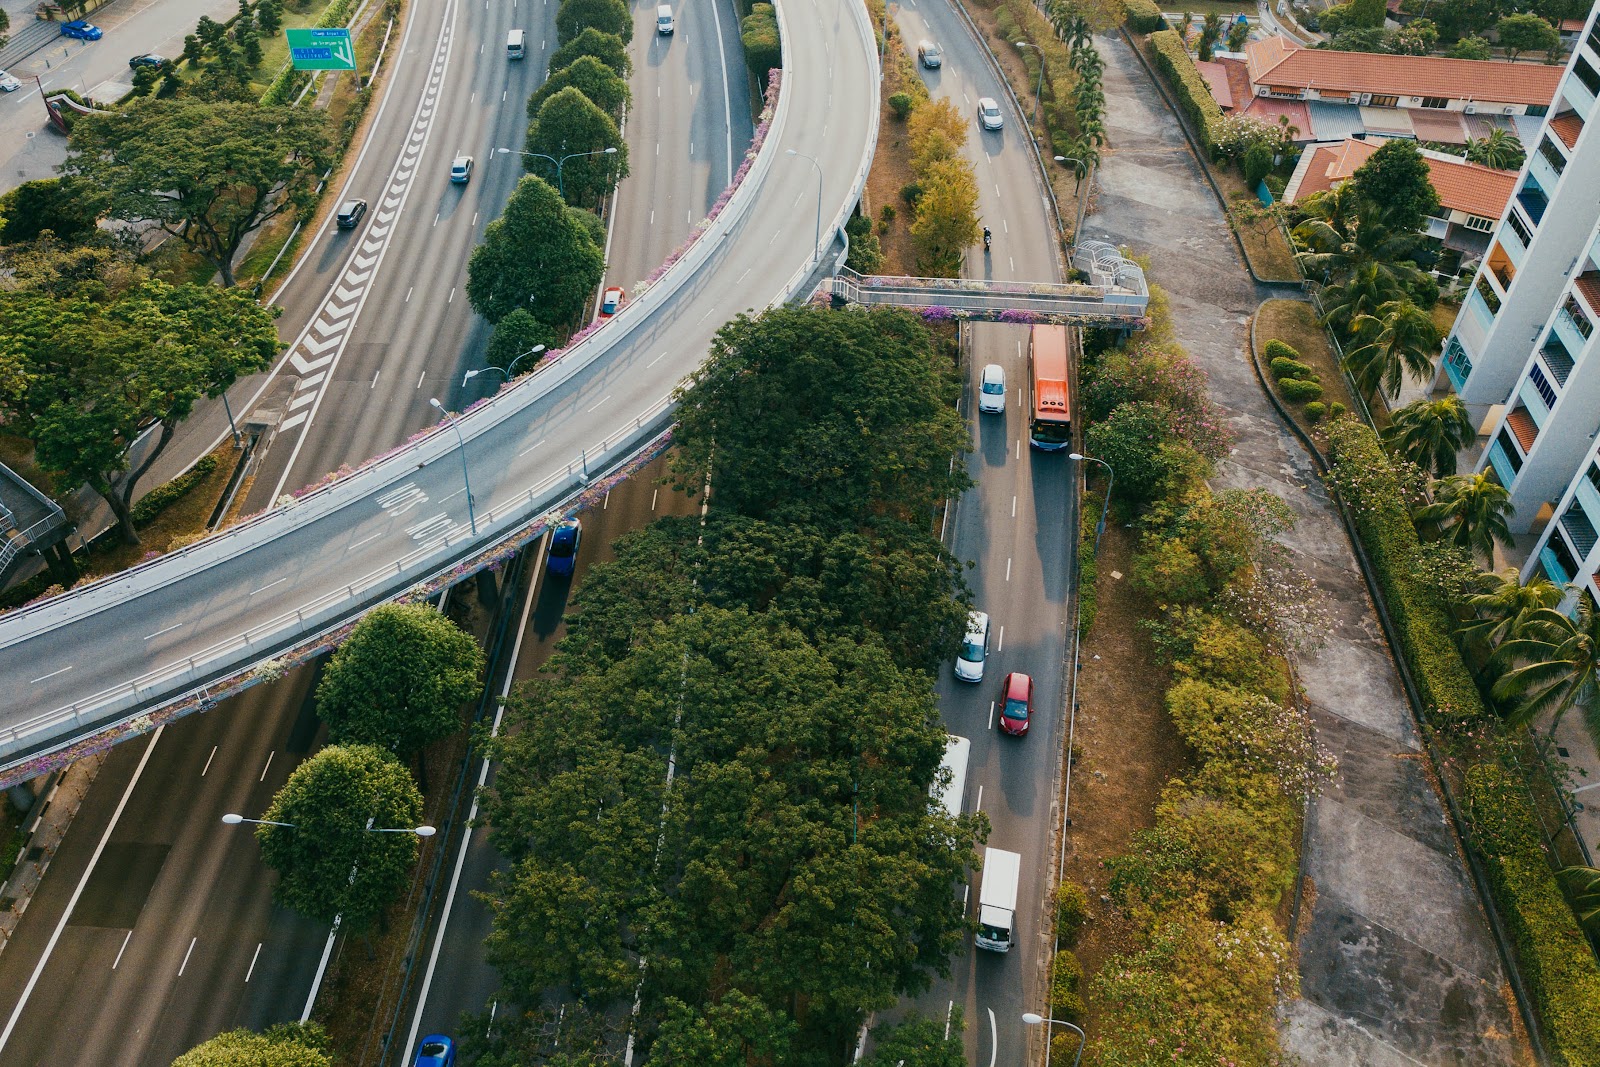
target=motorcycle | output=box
[982,228,992,252]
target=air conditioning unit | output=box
[1360,92,1372,104]
[1465,103,1477,114]
[1504,105,1516,114]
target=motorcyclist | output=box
[982,226,992,251]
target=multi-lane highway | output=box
[0,0,878,777]
[885,5,1076,1065]
[0,0,761,1059]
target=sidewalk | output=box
[1094,29,1521,1064]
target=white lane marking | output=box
[1011,495,1017,518]
[0,727,166,1051]
[371,370,382,389]
[406,286,414,302]
[518,438,546,458]
[587,394,612,412]
[738,267,752,284]
[1005,558,1012,582]
[997,625,1005,652]
[697,306,718,324]
[417,371,426,389]
[178,937,197,977]
[245,942,263,983]
[988,701,996,730]
[448,287,456,303]
[1016,439,1021,460]
[259,751,275,782]
[201,746,218,777]
[144,622,182,641]
[472,212,478,226]
[1003,219,1010,233]
[603,490,610,510]
[647,351,668,368]
[433,213,440,226]
[112,931,133,970]
[350,531,384,551]
[987,1008,999,1067]
[29,666,71,684]
[651,489,659,510]
[975,785,983,812]
[249,577,288,597]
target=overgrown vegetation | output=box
[477,307,982,1063]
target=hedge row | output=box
[1322,418,1487,721]
[1123,0,1165,33]
[130,454,220,527]
[1148,29,1223,148]
[1465,764,1600,1066]
[1078,491,1100,635]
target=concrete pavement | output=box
[1088,29,1520,1065]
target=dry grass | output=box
[1062,522,1191,1012]
[0,435,64,502]
[1215,170,1301,282]
[863,13,925,274]
[1431,298,1461,338]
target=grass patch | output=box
[1431,299,1461,338]
[1216,177,1299,281]
[1255,298,1357,444]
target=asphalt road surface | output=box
[887,5,1078,1065]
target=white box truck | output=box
[975,847,1022,952]
[932,735,971,820]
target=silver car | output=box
[977,97,1004,131]
[978,363,1006,414]
[955,610,991,682]
[0,70,20,93]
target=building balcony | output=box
[1576,270,1600,321]
[1516,179,1549,226]
[1562,500,1599,559]
[1549,109,1585,151]
[1506,406,1540,454]
[1487,247,1516,292]
[1540,334,1576,387]
[1489,435,1523,486]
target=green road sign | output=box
[286,28,356,71]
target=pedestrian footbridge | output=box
[824,241,1148,324]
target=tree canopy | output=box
[171,1023,332,1067]
[1348,139,1441,233]
[526,54,630,120]
[0,278,280,542]
[670,307,971,531]
[0,178,104,245]
[1495,12,1559,59]
[555,0,631,44]
[257,744,425,931]
[64,99,331,286]
[467,175,606,326]
[548,28,631,79]
[525,86,629,207]
[315,603,485,758]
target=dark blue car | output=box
[61,20,103,40]
[547,518,581,577]
[412,1034,455,1067]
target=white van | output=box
[507,28,525,59]
[931,735,971,821]
[657,4,675,33]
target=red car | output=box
[599,286,625,318]
[998,672,1033,737]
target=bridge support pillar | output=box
[475,567,498,608]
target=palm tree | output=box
[1465,128,1525,171]
[1557,866,1600,937]
[1296,199,1424,296]
[1343,299,1442,400]
[1320,262,1411,336]
[1198,12,1223,59]
[1491,594,1600,734]
[1457,568,1562,679]
[1383,395,1475,476]
[1413,472,1514,564]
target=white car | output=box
[977,97,1004,131]
[955,610,991,682]
[0,70,20,93]
[978,363,1006,414]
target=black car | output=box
[335,199,368,230]
[129,53,167,68]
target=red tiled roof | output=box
[1560,17,1586,31]
[1237,95,1310,133]
[1245,36,1564,107]
[1287,137,1515,219]
[1550,111,1584,149]
[1197,59,1234,109]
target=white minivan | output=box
[657,4,675,33]
[955,610,991,682]
[507,28,525,58]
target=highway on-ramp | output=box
[0,0,880,780]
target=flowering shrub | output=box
[1166,679,1335,803]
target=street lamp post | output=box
[1015,41,1045,130]
[496,145,617,200]
[429,398,477,536]
[786,148,823,268]
[1022,1012,1087,1067]
[222,813,437,836]
[221,391,242,449]
[1054,154,1091,255]
[462,343,546,388]
[1068,452,1113,557]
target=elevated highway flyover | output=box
[0,0,879,786]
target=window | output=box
[1370,94,1400,107]
[1507,210,1534,248]
[1527,103,1549,117]
[1529,364,1557,407]
[1575,55,1600,97]
[1539,136,1568,174]
[1517,176,1549,224]
[1420,96,1449,109]
[1495,427,1525,473]
[1464,215,1495,232]
[1476,275,1502,314]
[1565,294,1594,338]
[1587,462,1600,496]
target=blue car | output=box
[61,20,103,40]
[547,518,581,577]
[412,1035,455,1067]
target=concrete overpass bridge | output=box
[824,241,1149,324]
[0,0,880,786]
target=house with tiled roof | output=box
[1244,36,1564,116]
[1283,137,1518,277]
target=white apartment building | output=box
[1441,0,1600,599]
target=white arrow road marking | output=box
[324,303,358,321]
[361,239,383,254]
[310,319,346,341]
[377,484,429,514]
[371,224,392,237]
[335,285,361,302]
[299,371,327,390]
[288,392,316,411]
[344,269,370,285]
[288,351,334,374]
[355,254,377,269]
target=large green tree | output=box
[548,28,632,79]
[315,602,485,759]
[525,87,629,207]
[0,178,104,245]
[1457,567,1562,678]
[526,54,631,120]
[648,993,798,1067]
[910,158,982,277]
[466,175,605,326]
[670,307,972,531]
[171,1023,331,1067]
[1465,128,1525,170]
[1342,298,1442,400]
[64,100,331,286]
[1495,12,1559,59]
[1347,139,1441,234]
[555,0,630,44]
[256,744,425,931]
[0,279,280,543]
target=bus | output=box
[1028,324,1072,451]
[931,734,971,820]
